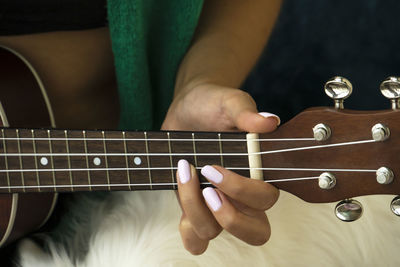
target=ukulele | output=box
[1,45,400,248]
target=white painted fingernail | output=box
[201,165,223,184]
[178,159,191,184]
[259,112,281,126]
[202,187,222,211]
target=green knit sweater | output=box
[107,0,204,131]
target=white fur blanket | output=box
[17,191,400,267]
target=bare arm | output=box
[175,0,282,93]
[162,0,282,255]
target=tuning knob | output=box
[313,123,331,141]
[380,77,400,109]
[324,76,353,109]
[335,199,363,222]
[390,196,400,216]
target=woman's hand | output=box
[161,83,280,254]
[162,83,280,132]
[161,0,282,254]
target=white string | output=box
[0,166,377,173]
[258,139,376,155]
[0,139,377,157]
[0,152,248,156]
[0,176,321,190]
[0,137,315,142]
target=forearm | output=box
[175,0,282,95]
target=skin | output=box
[162,0,282,255]
[0,0,282,256]
[0,28,119,130]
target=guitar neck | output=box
[0,128,249,193]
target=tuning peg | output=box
[324,76,353,109]
[390,196,400,216]
[380,77,400,109]
[335,199,363,222]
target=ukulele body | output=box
[0,46,57,247]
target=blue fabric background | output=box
[243,0,400,123]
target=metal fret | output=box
[47,130,56,191]
[15,130,25,192]
[2,129,10,193]
[167,132,175,189]
[192,133,198,167]
[122,131,131,190]
[83,131,92,191]
[31,130,40,192]
[144,132,152,189]
[102,131,111,191]
[218,133,224,167]
[64,130,74,191]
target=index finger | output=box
[200,165,279,210]
[222,90,279,133]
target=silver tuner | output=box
[324,76,353,109]
[335,199,363,222]
[371,123,390,142]
[376,167,394,185]
[380,76,400,110]
[390,196,400,216]
[318,172,336,189]
[313,123,331,141]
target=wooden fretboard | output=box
[0,128,249,193]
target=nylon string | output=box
[0,176,323,190]
[0,139,377,157]
[0,135,379,189]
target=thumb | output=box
[223,91,280,133]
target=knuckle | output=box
[225,90,255,105]
[196,225,220,240]
[179,221,208,255]
[179,217,192,232]
[220,211,239,230]
[239,91,256,106]
[248,217,271,246]
[179,194,197,208]
[258,184,280,210]
[186,245,207,255]
[234,89,251,99]
[250,231,271,246]
[229,184,242,199]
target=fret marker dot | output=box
[40,157,48,166]
[93,157,101,166]
[134,157,142,166]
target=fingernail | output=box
[201,165,223,184]
[178,159,191,184]
[202,187,222,211]
[258,112,281,126]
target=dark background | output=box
[243,0,400,123]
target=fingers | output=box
[201,165,279,211]
[177,159,278,250]
[222,90,280,133]
[202,187,272,246]
[177,160,222,240]
[179,213,209,255]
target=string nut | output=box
[324,76,353,109]
[313,123,331,141]
[376,167,394,185]
[371,123,390,142]
[318,172,336,190]
[380,77,400,110]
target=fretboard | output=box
[0,128,249,193]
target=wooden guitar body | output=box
[0,46,57,247]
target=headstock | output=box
[259,76,400,221]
